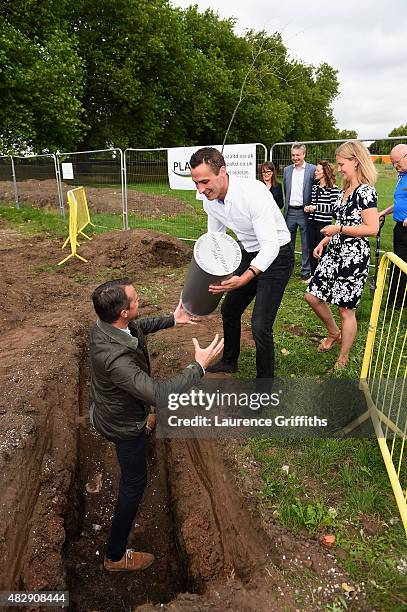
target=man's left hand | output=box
[209,275,244,293]
[173,299,200,324]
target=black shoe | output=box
[206,360,238,373]
[300,273,312,281]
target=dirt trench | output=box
[0,327,294,611]
[62,356,295,611]
[0,226,283,611]
[0,226,367,611]
[64,358,188,611]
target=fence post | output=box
[120,149,128,230]
[54,154,65,217]
[10,156,19,209]
[256,143,268,163]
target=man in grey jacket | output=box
[90,278,223,572]
[283,143,316,281]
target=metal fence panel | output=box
[125,148,204,241]
[125,144,268,241]
[358,252,407,533]
[0,156,18,208]
[270,136,407,189]
[56,149,125,228]
[11,154,61,212]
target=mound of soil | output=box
[0,179,195,218]
[79,228,193,272]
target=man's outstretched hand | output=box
[174,299,200,324]
[192,334,224,370]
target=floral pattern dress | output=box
[307,184,377,309]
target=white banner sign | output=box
[167,144,256,190]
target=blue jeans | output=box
[221,243,294,378]
[106,434,147,561]
[285,207,311,275]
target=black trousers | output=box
[221,242,294,378]
[389,222,407,307]
[106,433,147,561]
[307,218,330,275]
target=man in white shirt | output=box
[189,147,294,379]
[283,143,316,281]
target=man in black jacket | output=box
[90,278,223,572]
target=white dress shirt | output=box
[289,162,306,207]
[202,176,291,271]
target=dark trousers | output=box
[285,207,311,275]
[307,218,330,275]
[221,243,294,378]
[389,222,407,307]
[106,434,147,561]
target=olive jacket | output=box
[89,315,204,441]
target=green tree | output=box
[369,125,407,155]
[219,30,294,146]
[389,124,407,138]
[0,1,84,153]
[71,0,203,149]
[336,129,358,140]
[1,0,342,153]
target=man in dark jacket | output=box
[283,143,316,281]
[90,278,223,572]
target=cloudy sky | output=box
[173,0,407,139]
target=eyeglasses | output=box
[262,169,272,174]
[392,152,407,167]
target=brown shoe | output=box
[104,549,154,571]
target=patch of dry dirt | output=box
[0,226,367,611]
[0,179,195,218]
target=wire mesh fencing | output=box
[270,136,407,203]
[125,148,205,241]
[125,144,268,241]
[3,154,61,212]
[56,149,125,228]
[359,252,407,533]
[0,156,18,208]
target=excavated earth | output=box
[0,179,194,218]
[0,224,369,611]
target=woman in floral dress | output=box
[305,141,379,368]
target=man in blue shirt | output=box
[380,144,407,307]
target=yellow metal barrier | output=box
[58,187,95,265]
[356,252,407,533]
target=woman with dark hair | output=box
[304,160,340,276]
[260,161,284,209]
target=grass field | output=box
[0,178,406,610]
